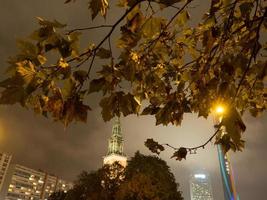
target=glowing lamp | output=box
[215,105,225,114]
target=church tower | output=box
[103,117,127,167]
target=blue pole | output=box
[217,145,233,200]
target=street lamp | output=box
[215,105,225,115]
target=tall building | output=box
[190,172,213,200]
[0,153,12,191]
[103,117,127,167]
[40,174,71,199]
[5,164,73,200]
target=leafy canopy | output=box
[1,0,267,158]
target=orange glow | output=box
[215,105,225,114]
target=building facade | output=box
[5,164,72,200]
[190,173,213,200]
[0,153,12,191]
[103,117,127,167]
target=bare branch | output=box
[162,127,221,153]
[66,25,113,35]
[108,36,114,65]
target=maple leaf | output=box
[89,0,109,20]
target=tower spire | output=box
[103,117,127,167]
[111,117,122,138]
[107,116,124,156]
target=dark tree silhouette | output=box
[49,152,183,200]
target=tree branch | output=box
[234,8,267,99]
[162,127,221,153]
[108,36,114,65]
[67,0,144,64]
[67,25,113,35]
[144,0,193,51]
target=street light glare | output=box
[216,105,225,114]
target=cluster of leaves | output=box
[49,152,183,200]
[144,138,165,154]
[1,0,267,155]
[145,106,247,160]
[0,17,91,126]
[216,106,246,152]
[145,138,188,160]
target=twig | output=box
[67,0,144,64]
[74,53,92,68]
[162,127,221,152]
[76,50,97,92]
[66,25,113,35]
[144,0,193,51]
[148,1,155,14]
[87,51,97,78]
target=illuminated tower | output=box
[214,105,239,200]
[190,172,213,200]
[103,118,127,167]
[217,145,239,200]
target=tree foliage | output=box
[1,0,267,158]
[117,151,183,200]
[48,191,67,200]
[49,152,183,200]
[63,162,125,200]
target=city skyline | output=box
[0,1,266,200]
[0,152,72,200]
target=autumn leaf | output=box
[62,98,91,127]
[58,58,69,69]
[171,147,187,161]
[89,0,109,20]
[141,105,160,115]
[16,61,36,84]
[89,77,106,93]
[73,70,88,84]
[46,92,64,119]
[144,138,165,155]
[0,86,26,105]
[176,10,190,26]
[156,0,183,7]
[36,17,66,28]
[142,17,164,38]
[119,93,141,116]
[62,77,76,98]
[96,47,111,59]
[99,94,118,121]
[64,0,76,3]
[220,107,246,152]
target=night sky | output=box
[0,1,266,199]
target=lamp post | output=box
[214,105,239,200]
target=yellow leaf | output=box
[58,58,69,68]
[16,61,36,84]
[37,55,47,65]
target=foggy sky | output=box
[0,1,266,199]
